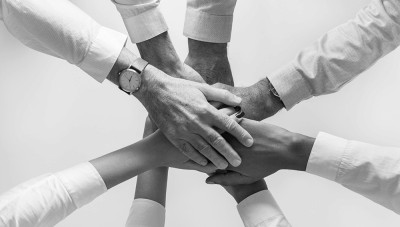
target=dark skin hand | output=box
[206,119,315,186]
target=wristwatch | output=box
[118,58,149,95]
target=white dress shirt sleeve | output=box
[237,190,292,227]
[268,0,400,109]
[0,0,127,83]
[184,0,238,43]
[0,162,107,227]
[307,132,400,214]
[125,198,166,227]
[112,0,168,43]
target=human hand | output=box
[212,79,284,121]
[205,119,315,185]
[135,68,253,169]
[148,107,241,174]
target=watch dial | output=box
[119,69,141,92]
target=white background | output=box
[1,0,400,226]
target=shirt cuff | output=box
[183,8,233,43]
[267,63,313,110]
[126,199,165,227]
[55,162,107,208]
[113,2,168,43]
[78,26,127,83]
[306,132,349,181]
[237,190,285,227]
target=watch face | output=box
[119,69,141,93]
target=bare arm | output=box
[134,118,169,207]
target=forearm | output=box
[2,0,127,83]
[269,0,400,109]
[134,167,169,206]
[90,132,173,189]
[307,132,400,214]
[137,32,182,76]
[186,39,233,85]
[135,32,205,84]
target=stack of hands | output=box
[132,31,314,204]
[4,0,400,226]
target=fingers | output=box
[200,127,242,167]
[206,171,257,186]
[212,82,231,90]
[190,135,228,169]
[175,140,208,166]
[181,160,217,174]
[218,107,236,116]
[212,109,253,147]
[199,85,242,106]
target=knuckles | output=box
[207,134,225,147]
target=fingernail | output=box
[231,159,242,167]
[200,160,208,166]
[234,96,242,103]
[245,138,254,147]
[206,180,216,184]
[218,162,228,170]
[234,106,242,112]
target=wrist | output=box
[288,133,315,171]
[229,180,268,204]
[256,78,285,115]
[186,39,233,85]
[187,38,228,58]
[137,32,183,77]
[132,64,168,104]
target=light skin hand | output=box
[132,64,253,170]
[184,41,271,199]
[206,119,315,186]
[185,49,270,202]
[89,119,218,190]
[107,32,253,169]
[212,79,285,121]
[133,32,254,169]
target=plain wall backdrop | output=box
[1,0,400,226]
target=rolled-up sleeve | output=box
[112,0,168,43]
[0,163,107,227]
[237,190,291,227]
[125,198,166,227]
[307,132,400,214]
[268,0,400,109]
[1,0,127,83]
[184,0,237,43]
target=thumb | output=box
[199,85,242,106]
[206,171,257,186]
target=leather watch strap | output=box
[130,58,149,74]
